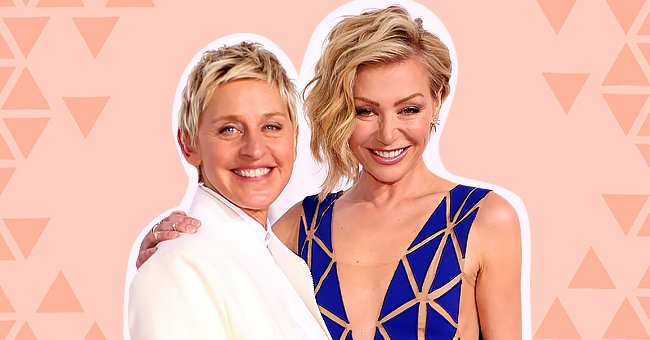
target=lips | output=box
[372,148,405,159]
[369,147,409,165]
[232,167,271,178]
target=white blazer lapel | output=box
[267,236,331,338]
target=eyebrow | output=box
[209,111,288,124]
[393,93,424,106]
[354,93,425,107]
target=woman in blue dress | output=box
[138,6,522,339]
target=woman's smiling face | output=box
[349,56,439,184]
[186,79,297,222]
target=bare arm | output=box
[272,202,303,254]
[474,193,522,339]
[136,202,301,268]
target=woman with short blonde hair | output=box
[129,42,331,340]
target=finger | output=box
[155,230,180,242]
[140,229,156,252]
[136,247,157,269]
[162,211,189,223]
[163,216,201,233]
[139,224,179,251]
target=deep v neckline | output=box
[327,184,460,338]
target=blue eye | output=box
[263,124,282,131]
[219,126,238,134]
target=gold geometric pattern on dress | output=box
[301,187,488,340]
[300,199,351,337]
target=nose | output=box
[377,115,397,145]
[240,131,265,160]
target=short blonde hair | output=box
[178,42,299,181]
[304,5,452,199]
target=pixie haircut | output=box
[178,42,299,181]
[304,5,452,199]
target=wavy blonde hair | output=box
[304,5,452,199]
[178,41,299,182]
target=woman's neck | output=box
[200,183,269,229]
[239,208,268,229]
[345,162,440,204]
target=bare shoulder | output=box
[474,191,521,236]
[272,201,303,253]
[467,191,522,263]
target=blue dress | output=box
[298,184,491,340]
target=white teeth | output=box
[373,148,404,159]
[234,168,271,177]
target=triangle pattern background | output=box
[602,194,648,235]
[83,322,107,340]
[0,134,14,160]
[640,113,650,136]
[4,118,49,158]
[0,232,15,260]
[63,96,109,137]
[36,271,84,312]
[2,68,49,109]
[637,144,650,167]
[568,247,615,288]
[14,322,36,340]
[640,12,650,35]
[534,298,581,338]
[0,66,14,93]
[72,17,119,57]
[4,218,49,259]
[637,296,650,319]
[639,267,650,288]
[36,0,82,6]
[0,286,14,312]
[638,297,650,320]
[105,0,153,7]
[0,2,646,339]
[638,42,650,67]
[0,167,16,195]
[0,34,14,58]
[606,0,645,33]
[0,320,15,339]
[602,93,647,135]
[638,214,650,236]
[3,17,49,57]
[603,298,649,338]
[603,45,650,86]
[537,0,576,34]
[543,72,588,113]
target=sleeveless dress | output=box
[298,184,491,340]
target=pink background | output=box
[1,0,649,339]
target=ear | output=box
[434,88,443,114]
[177,129,201,166]
[432,89,443,126]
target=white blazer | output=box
[128,185,331,340]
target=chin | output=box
[366,169,409,184]
[237,196,277,210]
